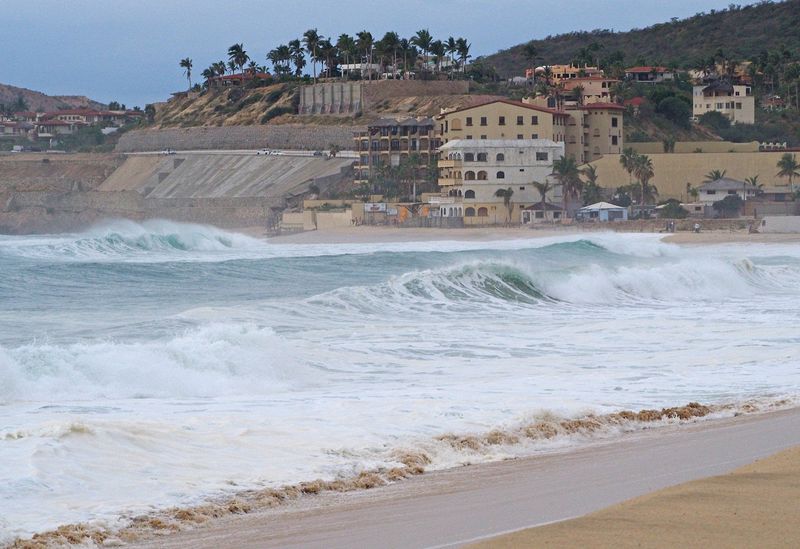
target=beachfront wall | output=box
[759,216,800,233]
[627,141,760,154]
[587,152,794,201]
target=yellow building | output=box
[527,64,604,84]
[561,77,620,104]
[692,81,755,124]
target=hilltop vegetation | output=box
[486,0,800,76]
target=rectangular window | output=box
[706,190,716,195]
[480,135,487,139]
[536,152,548,161]
[466,117,473,126]
[611,136,618,145]
[516,116,524,125]
[466,135,472,139]
[517,134,523,139]
[519,186,525,190]
[499,116,506,126]
[531,134,538,139]
[531,116,539,125]
[480,116,487,126]
[611,117,618,128]
[736,102,742,109]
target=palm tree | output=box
[212,61,227,77]
[400,39,418,78]
[552,156,582,216]
[430,40,446,73]
[356,31,374,80]
[455,38,471,73]
[531,180,552,221]
[412,29,433,71]
[289,40,305,76]
[318,38,336,78]
[581,165,603,205]
[445,36,458,77]
[179,58,193,89]
[381,32,400,77]
[777,153,800,190]
[634,154,656,213]
[303,29,322,82]
[336,34,357,79]
[686,182,699,201]
[227,43,249,74]
[704,169,726,181]
[619,147,638,184]
[495,187,515,225]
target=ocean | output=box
[1,219,798,542]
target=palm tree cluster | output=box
[185,30,473,88]
[618,148,657,214]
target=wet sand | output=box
[130,406,800,549]
[472,445,800,549]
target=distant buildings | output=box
[0,108,142,142]
[696,177,758,207]
[624,66,675,84]
[692,80,755,124]
[527,64,604,84]
[561,76,620,104]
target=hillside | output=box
[0,82,106,112]
[486,0,800,76]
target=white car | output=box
[256,149,271,155]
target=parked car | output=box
[256,148,271,155]
[160,148,176,155]
[312,150,324,157]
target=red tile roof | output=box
[625,66,670,73]
[623,97,646,106]
[438,98,567,118]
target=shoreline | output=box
[250,224,800,246]
[120,404,800,549]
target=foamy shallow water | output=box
[1,220,799,541]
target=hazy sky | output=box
[3,0,761,107]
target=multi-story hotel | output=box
[353,117,440,185]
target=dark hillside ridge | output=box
[486,0,800,76]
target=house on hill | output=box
[625,66,675,84]
[692,80,754,124]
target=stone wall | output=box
[115,125,360,153]
[299,83,363,115]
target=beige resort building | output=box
[431,139,564,225]
[692,81,755,124]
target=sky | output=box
[2,0,764,107]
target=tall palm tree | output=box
[777,153,800,190]
[212,61,227,77]
[455,38,471,73]
[289,39,305,76]
[400,39,418,78]
[704,169,726,181]
[495,187,515,225]
[619,147,638,184]
[430,40,446,73]
[318,38,336,78]
[356,31,374,80]
[227,43,248,74]
[581,165,603,205]
[179,58,193,89]
[531,180,552,221]
[553,156,582,216]
[381,32,400,77]
[303,29,322,82]
[336,34,357,79]
[412,29,433,71]
[634,154,656,212]
[445,36,458,77]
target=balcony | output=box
[438,159,463,169]
[438,177,462,186]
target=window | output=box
[466,117,473,126]
[477,152,488,162]
[531,134,538,139]
[706,190,716,195]
[531,116,539,125]
[536,152,548,161]
[736,102,742,109]
[497,171,505,179]
[480,135,487,140]
[465,207,476,217]
[728,190,737,195]
[611,117,618,128]
[477,171,488,180]
[499,116,506,126]
[519,186,525,190]
[464,152,474,162]
[466,135,473,139]
[480,116,487,126]
[464,171,476,180]
[519,168,525,172]
[611,135,618,145]
[465,190,476,199]
[451,118,461,131]
[496,153,505,161]
[477,207,489,217]
[516,116,524,125]
[517,134,523,139]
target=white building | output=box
[433,139,564,224]
[692,81,755,124]
[696,178,758,206]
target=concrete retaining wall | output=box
[115,125,360,153]
[760,216,800,233]
[299,83,362,115]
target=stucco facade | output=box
[692,83,755,124]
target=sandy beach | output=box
[473,444,800,548]
[128,406,800,549]
[252,224,800,246]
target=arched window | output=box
[477,152,488,162]
[448,207,454,216]
[477,171,488,181]
[465,207,476,217]
[464,189,476,199]
[477,207,489,217]
[464,171,476,180]
[451,118,462,131]
[457,189,463,197]
[448,189,456,196]
[496,153,505,161]
[464,152,475,162]
[497,171,505,179]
